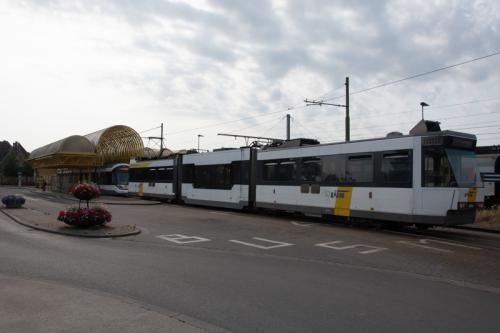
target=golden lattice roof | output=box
[84,125,144,165]
[29,135,95,160]
[28,125,144,169]
[28,135,98,169]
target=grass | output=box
[475,206,500,229]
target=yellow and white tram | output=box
[128,130,483,226]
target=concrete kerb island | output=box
[0,208,141,238]
[1,208,141,238]
[0,190,144,238]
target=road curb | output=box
[0,208,141,238]
[453,225,500,234]
[24,188,162,206]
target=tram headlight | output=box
[457,202,481,210]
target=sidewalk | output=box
[0,273,211,333]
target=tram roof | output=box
[260,130,477,153]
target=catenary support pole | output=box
[286,114,291,140]
[345,77,350,142]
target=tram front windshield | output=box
[423,147,477,187]
[114,168,129,185]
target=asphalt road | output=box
[1,187,500,332]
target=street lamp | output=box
[197,134,204,152]
[420,102,429,120]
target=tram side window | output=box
[231,161,249,185]
[301,159,321,182]
[98,172,112,185]
[263,162,278,180]
[214,165,232,189]
[130,168,148,182]
[279,161,296,180]
[423,148,456,187]
[148,168,157,182]
[346,155,373,184]
[381,151,411,187]
[321,155,346,185]
[182,164,195,183]
[193,164,232,189]
[157,167,173,182]
[263,160,296,181]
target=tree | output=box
[21,161,34,176]
[2,155,19,177]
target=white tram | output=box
[180,148,252,209]
[128,129,483,226]
[129,158,176,200]
[256,132,479,225]
[94,163,129,195]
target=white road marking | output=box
[396,238,483,253]
[419,239,482,250]
[290,221,314,227]
[396,240,453,253]
[21,195,40,202]
[229,237,294,250]
[156,234,211,244]
[315,241,388,254]
[209,211,232,216]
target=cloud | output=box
[1,0,500,151]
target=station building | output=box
[27,125,144,192]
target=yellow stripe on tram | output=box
[334,186,353,217]
[129,162,150,169]
[138,183,144,197]
[467,187,477,203]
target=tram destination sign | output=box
[422,135,475,150]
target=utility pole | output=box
[304,76,350,142]
[160,123,164,156]
[197,134,203,152]
[420,102,429,120]
[286,114,291,140]
[145,123,165,158]
[345,77,350,142]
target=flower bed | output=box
[1,195,26,209]
[58,183,112,227]
[71,183,101,203]
[58,206,112,227]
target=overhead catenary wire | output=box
[320,50,500,102]
[200,114,286,148]
[315,110,500,143]
[141,50,500,151]
[138,126,161,134]
[167,104,309,136]
[290,116,320,140]
[346,96,500,121]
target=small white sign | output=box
[419,239,482,250]
[315,241,388,254]
[229,237,294,250]
[156,234,211,244]
[396,238,482,253]
[396,240,452,253]
[290,221,314,227]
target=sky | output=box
[1,0,499,153]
